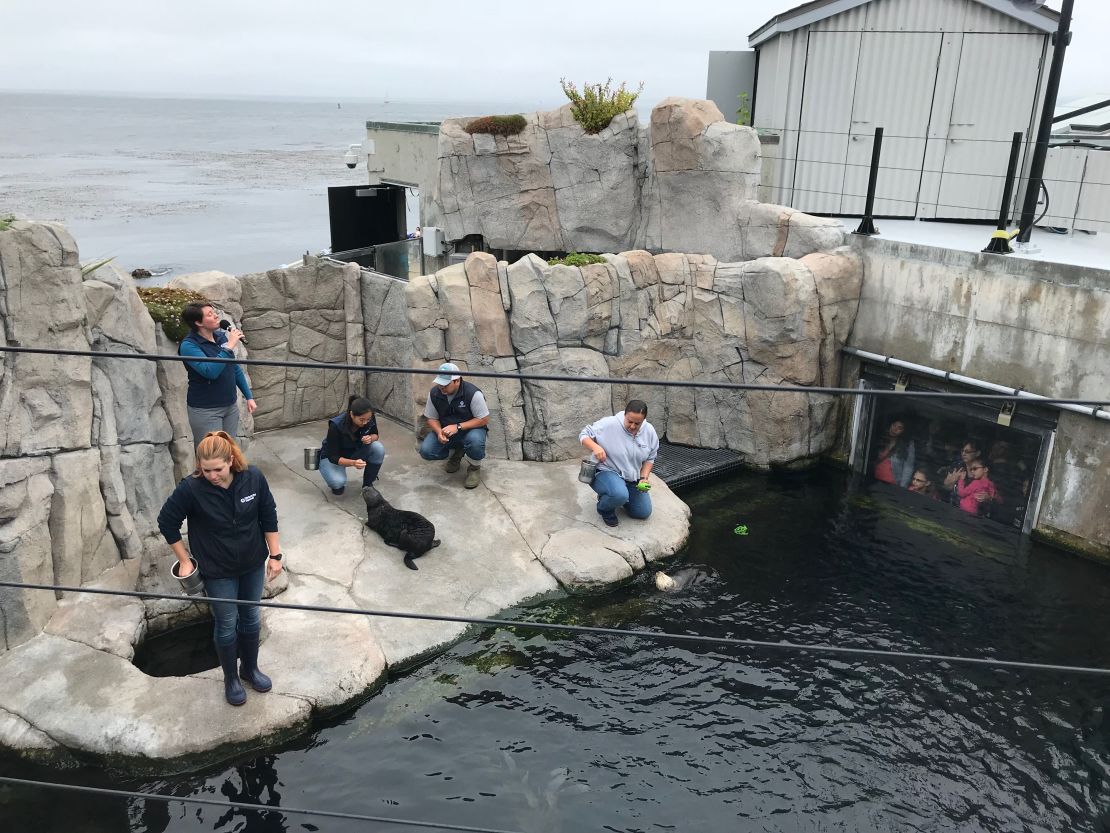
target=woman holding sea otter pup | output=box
[157,431,283,706]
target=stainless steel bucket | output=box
[304,447,320,470]
[578,458,598,484]
[171,557,205,597]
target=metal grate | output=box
[652,442,746,490]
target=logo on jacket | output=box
[240,493,257,504]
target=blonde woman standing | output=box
[157,431,283,705]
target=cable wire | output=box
[0,346,1105,407]
[0,776,527,833]
[4,580,1110,678]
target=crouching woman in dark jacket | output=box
[157,431,283,706]
[318,395,386,496]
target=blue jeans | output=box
[205,561,266,645]
[419,428,487,462]
[319,441,385,490]
[591,470,652,519]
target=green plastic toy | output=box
[733,524,749,536]
[636,481,651,492]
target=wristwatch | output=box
[268,553,283,561]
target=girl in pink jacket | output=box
[956,460,999,516]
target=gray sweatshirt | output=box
[579,413,659,481]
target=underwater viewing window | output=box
[850,365,1057,536]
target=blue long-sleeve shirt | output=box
[179,330,253,408]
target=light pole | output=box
[1013,0,1075,250]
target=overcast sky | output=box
[1,1,1106,107]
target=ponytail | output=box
[194,430,248,476]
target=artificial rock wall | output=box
[0,222,194,656]
[427,97,845,261]
[405,248,862,464]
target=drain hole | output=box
[133,620,218,677]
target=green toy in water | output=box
[733,524,749,536]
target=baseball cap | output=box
[433,362,462,386]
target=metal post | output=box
[1015,0,1074,246]
[853,127,883,236]
[982,132,1024,254]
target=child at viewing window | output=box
[955,460,999,516]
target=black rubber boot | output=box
[215,639,247,705]
[362,461,382,487]
[238,630,272,693]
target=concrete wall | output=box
[364,121,439,224]
[706,50,756,125]
[846,237,1110,559]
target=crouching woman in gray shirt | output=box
[579,400,659,527]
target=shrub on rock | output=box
[547,252,607,267]
[464,115,527,136]
[137,287,208,342]
[560,78,643,134]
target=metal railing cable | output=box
[0,775,527,833]
[759,155,1110,188]
[0,346,1106,407]
[4,580,1110,678]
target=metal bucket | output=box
[578,458,598,484]
[171,557,205,597]
[304,447,320,471]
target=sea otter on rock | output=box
[362,486,440,570]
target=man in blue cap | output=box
[419,362,490,488]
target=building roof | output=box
[749,0,1058,47]
[1053,97,1110,136]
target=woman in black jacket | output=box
[157,431,283,706]
[318,395,386,496]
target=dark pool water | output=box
[6,468,1110,832]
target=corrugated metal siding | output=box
[791,31,862,213]
[1040,148,1088,229]
[862,0,955,32]
[934,33,1045,220]
[842,31,943,216]
[753,38,781,131]
[1075,151,1110,233]
[961,0,1034,33]
[756,0,1049,217]
[810,4,868,32]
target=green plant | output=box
[464,114,527,136]
[559,78,643,134]
[736,91,751,127]
[137,287,208,343]
[0,214,15,231]
[547,252,608,267]
[80,256,115,277]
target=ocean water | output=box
[0,92,527,277]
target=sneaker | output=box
[445,448,464,474]
[464,463,481,489]
[599,510,618,527]
[331,486,345,496]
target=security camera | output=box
[1010,0,1047,10]
[343,143,361,169]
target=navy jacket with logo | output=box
[157,465,278,579]
[429,380,486,429]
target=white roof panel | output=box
[750,0,1058,47]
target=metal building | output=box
[746,0,1058,220]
